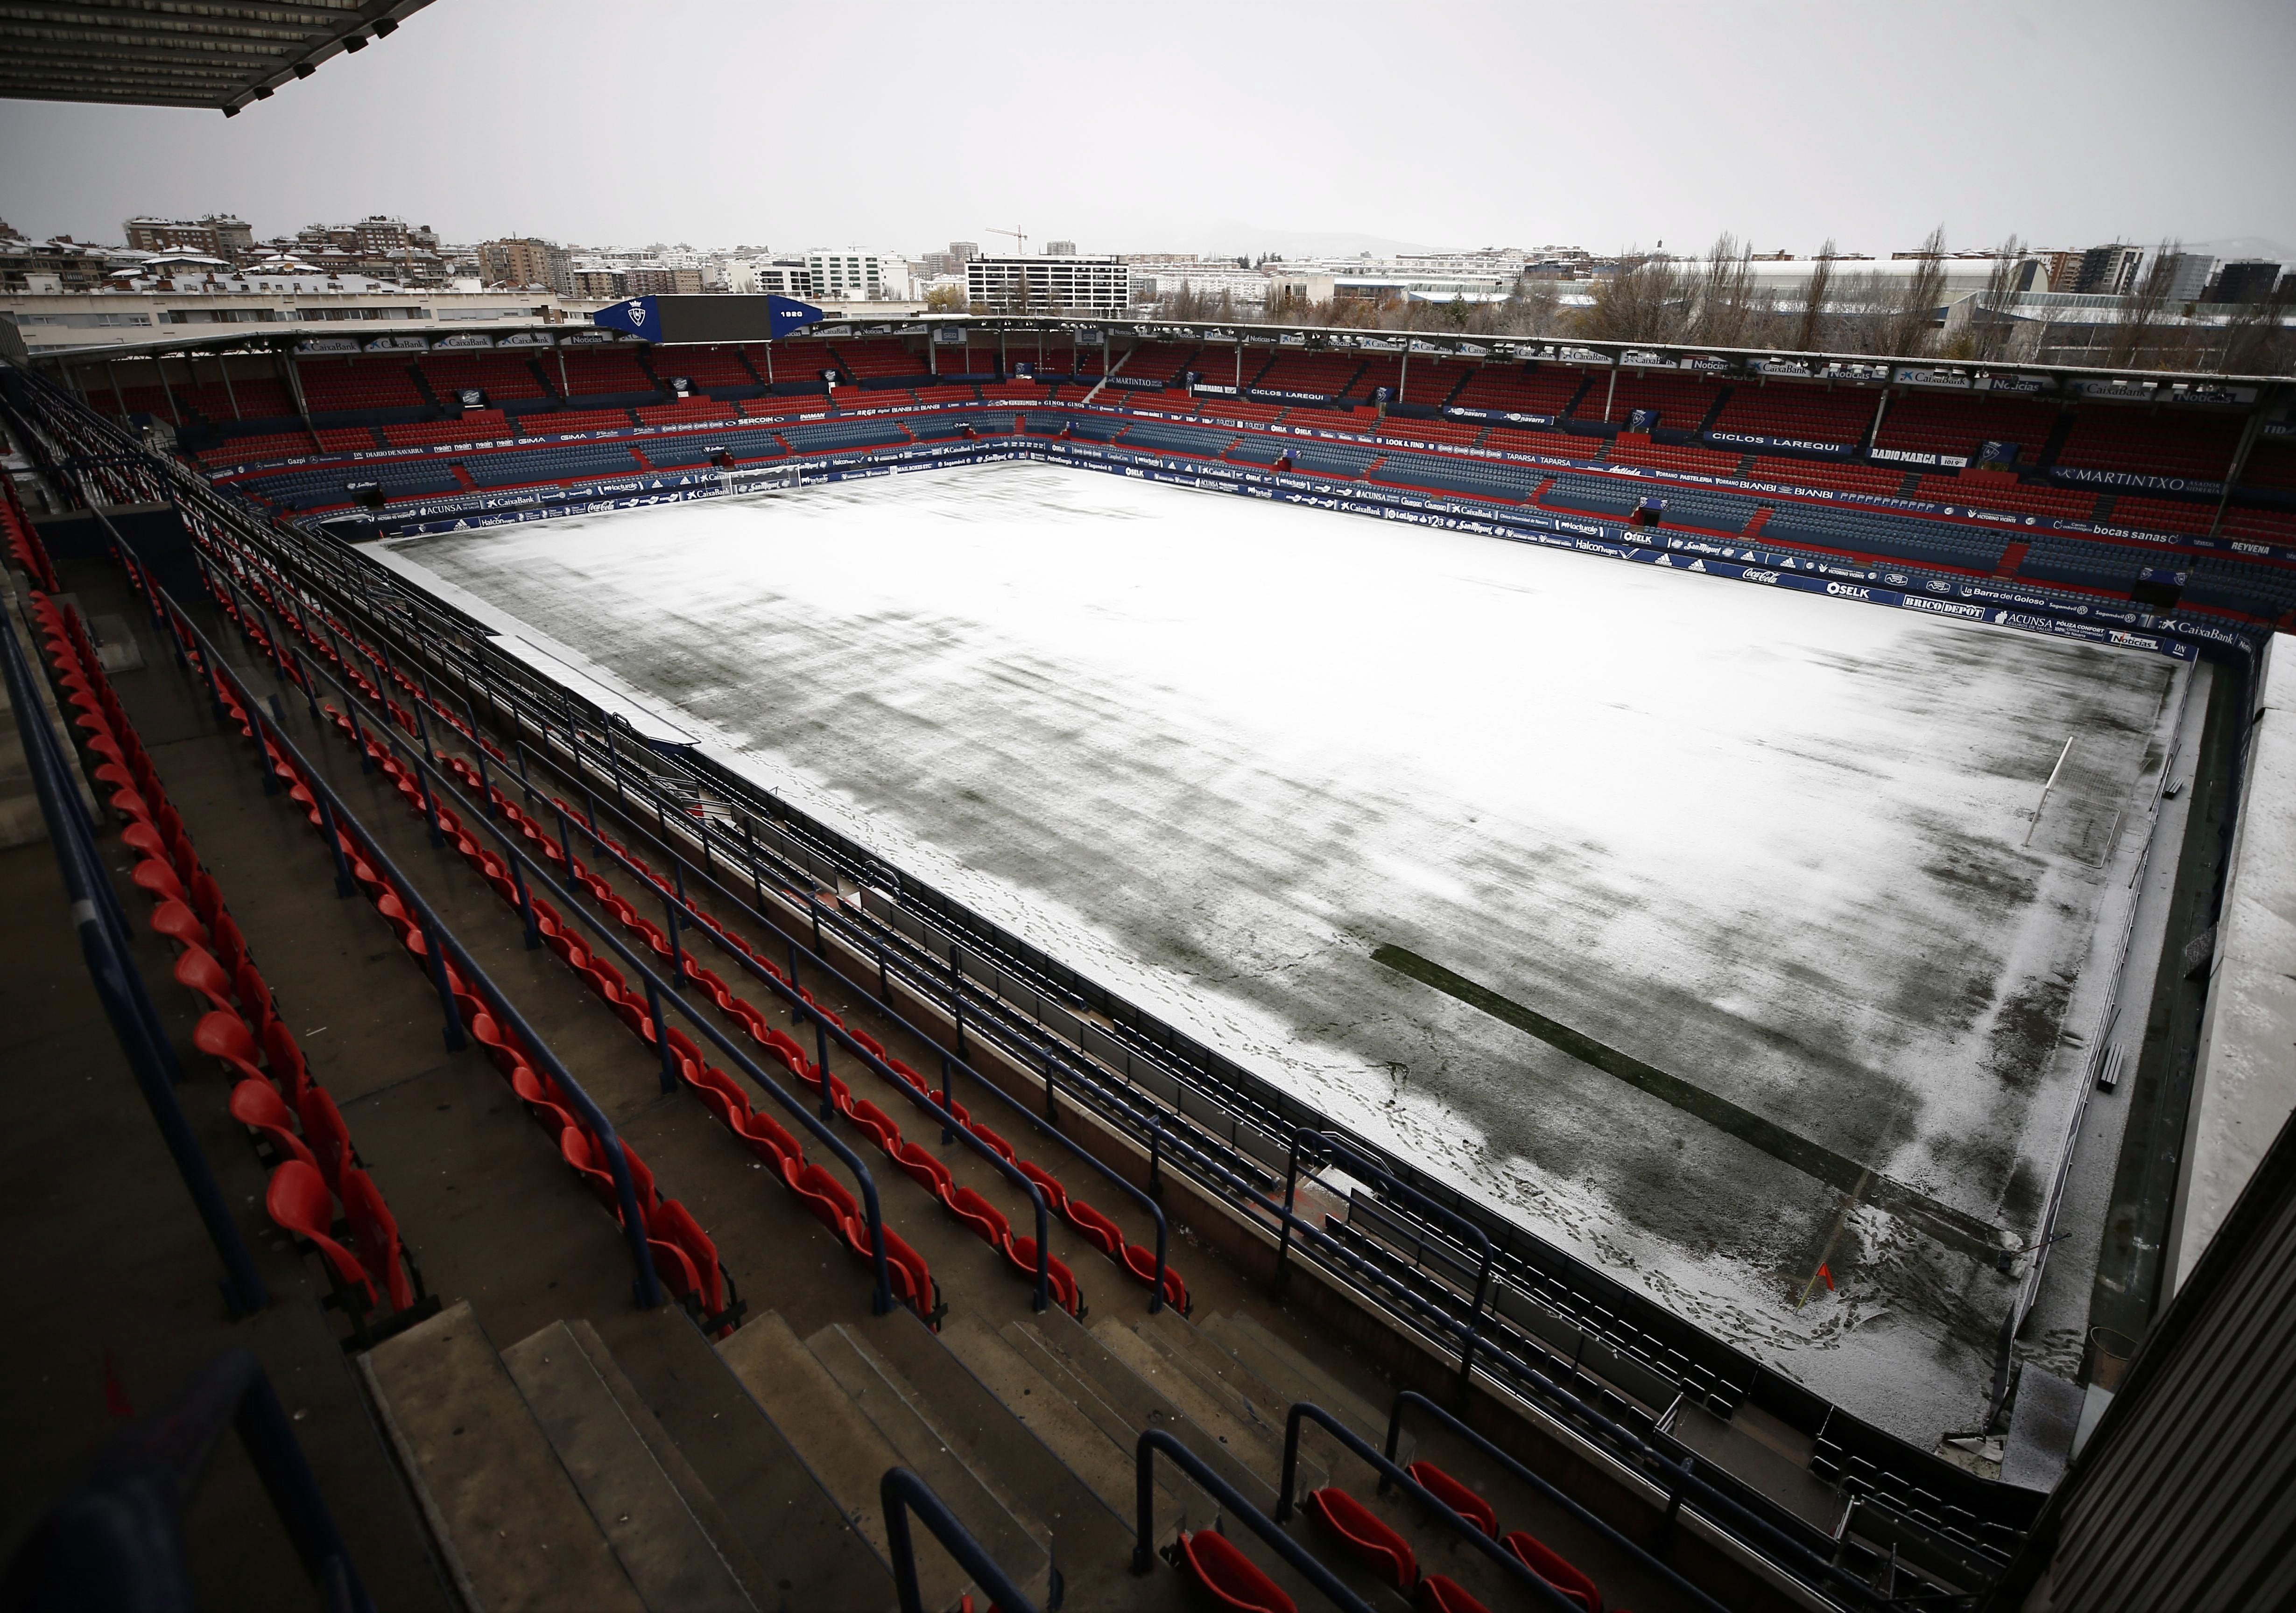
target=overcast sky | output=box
[3,0,2291,260]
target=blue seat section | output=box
[641,430,788,468]
[1021,412,1071,436]
[1287,442,1380,477]
[1117,421,1237,457]
[2017,536,2148,591]
[1541,475,1642,518]
[1063,416,1122,442]
[240,461,462,510]
[1225,438,1284,465]
[461,447,641,489]
[1372,452,1539,502]
[779,421,911,453]
[2188,554,2296,616]
[1760,505,2007,571]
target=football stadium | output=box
[3,7,2294,1611]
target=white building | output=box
[803,250,901,302]
[1130,263,1270,306]
[965,255,1131,315]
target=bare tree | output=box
[1789,239,1837,353]
[1878,225,1947,357]
[1957,233,2026,361]
[2102,240,2186,369]
[1583,247,1690,343]
[1688,232,1768,348]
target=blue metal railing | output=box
[1380,1389,1734,1613]
[0,1348,372,1613]
[1131,1427,1374,1613]
[115,539,667,1311]
[0,579,270,1318]
[197,511,1175,1317]
[879,1466,1049,1613]
[1274,1401,1587,1613]
[162,539,903,1318]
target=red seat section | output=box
[1502,1530,1602,1612]
[1174,1529,1295,1613]
[1304,1485,1417,1592]
[296,355,425,413]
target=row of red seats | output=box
[1915,475,2098,520]
[656,345,758,390]
[520,407,638,436]
[831,339,930,379]
[555,349,656,396]
[1609,441,1743,477]
[296,357,427,413]
[1449,365,1584,417]
[418,352,551,402]
[1580,371,1724,431]
[548,805,1190,1314]
[637,397,736,426]
[1872,393,2058,461]
[2055,408,2241,479]
[196,564,746,1332]
[1708,385,1873,447]
[1483,427,1599,459]
[1181,1454,1609,1613]
[33,582,428,1342]
[198,431,318,468]
[211,504,1186,1319]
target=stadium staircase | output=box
[0,420,1825,1610]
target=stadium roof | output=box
[0,0,434,115]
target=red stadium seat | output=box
[1304,1486,1416,1591]
[265,1160,376,1308]
[148,898,210,952]
[1406,1460,1497,1537]
[229,1079,318,1172]
[194,1010,268,1085]
[173,945,239,1016]
[1502,1531,1602,1612]
[297,1084,356,1194]
[341,1167,416,1311]
[1416,1574,1492,1613]
[1174,1529,1294,1613]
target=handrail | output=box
[1380,1389,1739,1613]
[127,554,666,1310]
[502,723,1171,1313]
[1273,1401,1587,1613]
[198,516,1174,1317]
[879,1466,1049,1613]
[0,580,270,1318]
[1280,1126,1495,1382]
[1130,1428,1375,1613]
[194,536,1062,1316]
[174,543,904,1318]
[2,1348,373,1613]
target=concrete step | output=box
[501,1319,764,1611]
[1203,1311,1409,1462]
[1091,1315,1313,1496]
[1013,1307,1271,1517]
[716,1311,944,1610]
[596,1303,897,1612]
[944,1310,1155,1523]
[1133,1307,1292,1447]
[804,1320,1053,1608]
[360,1300,646,1612]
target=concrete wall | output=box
[2164,635,2296,1294]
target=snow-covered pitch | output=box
[381,460,2182,1438]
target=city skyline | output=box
[1,0,2291,259]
